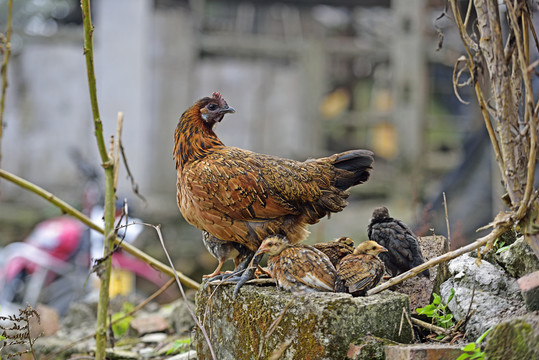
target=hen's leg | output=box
[208,251,254,283]
[203,260,226,278]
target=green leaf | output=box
[461,343,477,352]
[496,245,511,253]
[476,327,493,344]
[470,352,485,360]
[166,338,191,355]
[447,288,456,303]
[433,293,441,305]
[456,353,471,360]
[416,305,435,316]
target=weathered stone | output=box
[30,304,59,338]
[195,280,413,360]
[159,298,196,334]
[484,314,539,360]
[496,236,539,278]
[517,271,539,311]
[394,235,449,313]
[385,344,465,360]
[440,254,526,339]
[347,335,397,360]
[129,313,170,335]
[168,350,197,360]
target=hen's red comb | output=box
[211,91,227,107]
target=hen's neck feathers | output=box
[173,105,225,169]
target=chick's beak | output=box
[379,246,388,253]
[255,244,268,256]
[219,106,235,114]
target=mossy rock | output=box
[195,280,413,360]
[484,314,539,360]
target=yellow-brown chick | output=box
[335,240,387,296]
[255,234,337,294]
[312,236,355,267]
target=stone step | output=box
[195,280,414,360]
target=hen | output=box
[367,206,430,278]
[201,231,250,278]
[173,92,374,290]
[335,240,387,296]
[312,236,355,267]
[255,234,336,293]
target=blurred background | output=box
[0,0,516,287]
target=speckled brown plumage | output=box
[255,234,337,293]
[202,231,250,278]
[312,236,355,267]
[335,240,387,296]
[173,93,374,256]
[367,206,430,278]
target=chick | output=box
[202,231,251,278]
[255,234,337,294]
[312,236,355,267]
[335,240,387,296]
[367,206,430,278]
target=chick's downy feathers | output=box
[335,240,387,296]
[255,235,337,293]
[202,231,250,278]
[312,236,355,267]
[367,206,429,278]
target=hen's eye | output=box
[207,104,218,111]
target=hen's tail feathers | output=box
[333,150,374,191]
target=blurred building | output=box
[1,0,506,248]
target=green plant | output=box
[493,237,511,254]
[166,338,191,355]
[416,288,456,337]
[111,302,135,337]
[456,327,493,360]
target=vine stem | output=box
[0,0,13,176]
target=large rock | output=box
[484,314,539,360]
[195,280,414,360]
[393,235,449,313]
[440,254,526,339]
[496,236,539,278]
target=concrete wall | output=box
[1,1,306,211]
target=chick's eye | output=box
[207,104,218,111]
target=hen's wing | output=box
[184,147,372,223]
[276,245,336,292]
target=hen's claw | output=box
[233,252,264,297]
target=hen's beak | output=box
[219,106,235,114]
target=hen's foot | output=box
[233,252,264,297]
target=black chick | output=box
[367,206,430,278]
[312,236,355,267]
[202,231,251,278]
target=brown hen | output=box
[335,240,387,296]
[255,234,336,293]
[173,92,374,290]
[312,236,355,267]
